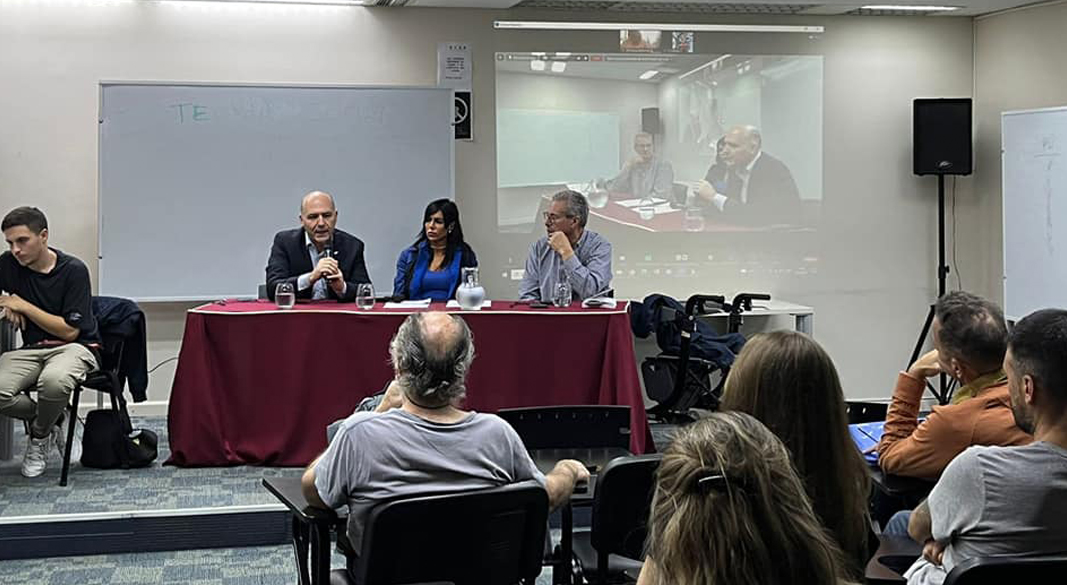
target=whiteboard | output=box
[1002,106,1067,319]
[99,83,454,301]
[496,109,619,187]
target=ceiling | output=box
[391,0,1043,17]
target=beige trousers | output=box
[0,344,98,438]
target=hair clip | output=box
[695,473,730,494]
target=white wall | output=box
[969,1,1067,306]
[0,3,974,409]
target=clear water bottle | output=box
[553,268,572,308]
[456,267,486,310]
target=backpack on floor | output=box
[81,409,158,469]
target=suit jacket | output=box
[265,228,370,303]
[92,296,149,403]
[720,151,802,225]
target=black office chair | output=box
[943,554,1067,585]
[571,454,661,584]
[332,481,549,585]
[59,339,131,485]
[846,401,889,424]
[59,297,144,486]
[497,405,632,450]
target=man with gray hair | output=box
[302,312,590,568]
[519,190,612,303]
[607,132,674,201]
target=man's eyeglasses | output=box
[543,212,573,223]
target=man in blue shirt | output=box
[519,190,612,303]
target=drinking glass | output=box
[274,283,295,310]
[355,283,375,310]
[684,207,706,232]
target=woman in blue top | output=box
[392,199,478,301]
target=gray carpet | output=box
[0,416,301,517]
[0,542,559,584]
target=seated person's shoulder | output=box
[333,410,394,440]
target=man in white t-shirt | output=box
[905,308,1067,585]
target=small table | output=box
[870,468,936,501]
[530,447,631,585]
[262,476,344,585]
[865,535,922,584]
[699,299,814,335]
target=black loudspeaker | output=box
[641,107,661,134]
[914,98,972,176]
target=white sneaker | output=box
[54,412,83,465]
[21,434,51,478]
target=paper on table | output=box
[445,300,492,309]
[383,299,432,309]
[617,197,668,208]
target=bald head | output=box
[300,191,335,215]
[721,125,762,168]
[390,312,475,407]
[299,191,338,249]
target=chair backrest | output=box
[590,454,662,560]
[497,405,631,450]
[355,481,549,585]
[91,296,142,371]
[944,554,1067,585]
[846,401,888,425]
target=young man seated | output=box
[0,206,100,478]
[878,291,1031,481]
[904,308,1067,585]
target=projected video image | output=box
[495,52,823,235]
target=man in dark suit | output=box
[696,125,802,225]
[265,191,370,302]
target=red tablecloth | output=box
[166,300,651,466]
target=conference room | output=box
[2,0,1066,583]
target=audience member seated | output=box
[878,291,1032,482]
[719,330,872,579]
[391,199,477,302]
[903,308,1067,585]
[637,411,856,585]
[265,190,370,302]
[606,132,674,201]
[0,206,100,478]
[518,190,612,303]
[301,312,589,578]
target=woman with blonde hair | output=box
[720,330,873,578]
[638,411,852,585]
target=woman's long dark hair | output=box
[412,199,466,266]
[720,331,872,580]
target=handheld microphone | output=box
[323,236,341,280]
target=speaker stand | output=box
[907,174,955,405]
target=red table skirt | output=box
[166,300,652,466]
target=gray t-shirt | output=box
[905,441,1067,585]
[314,409,546,555]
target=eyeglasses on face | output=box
[543,212,574,223]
